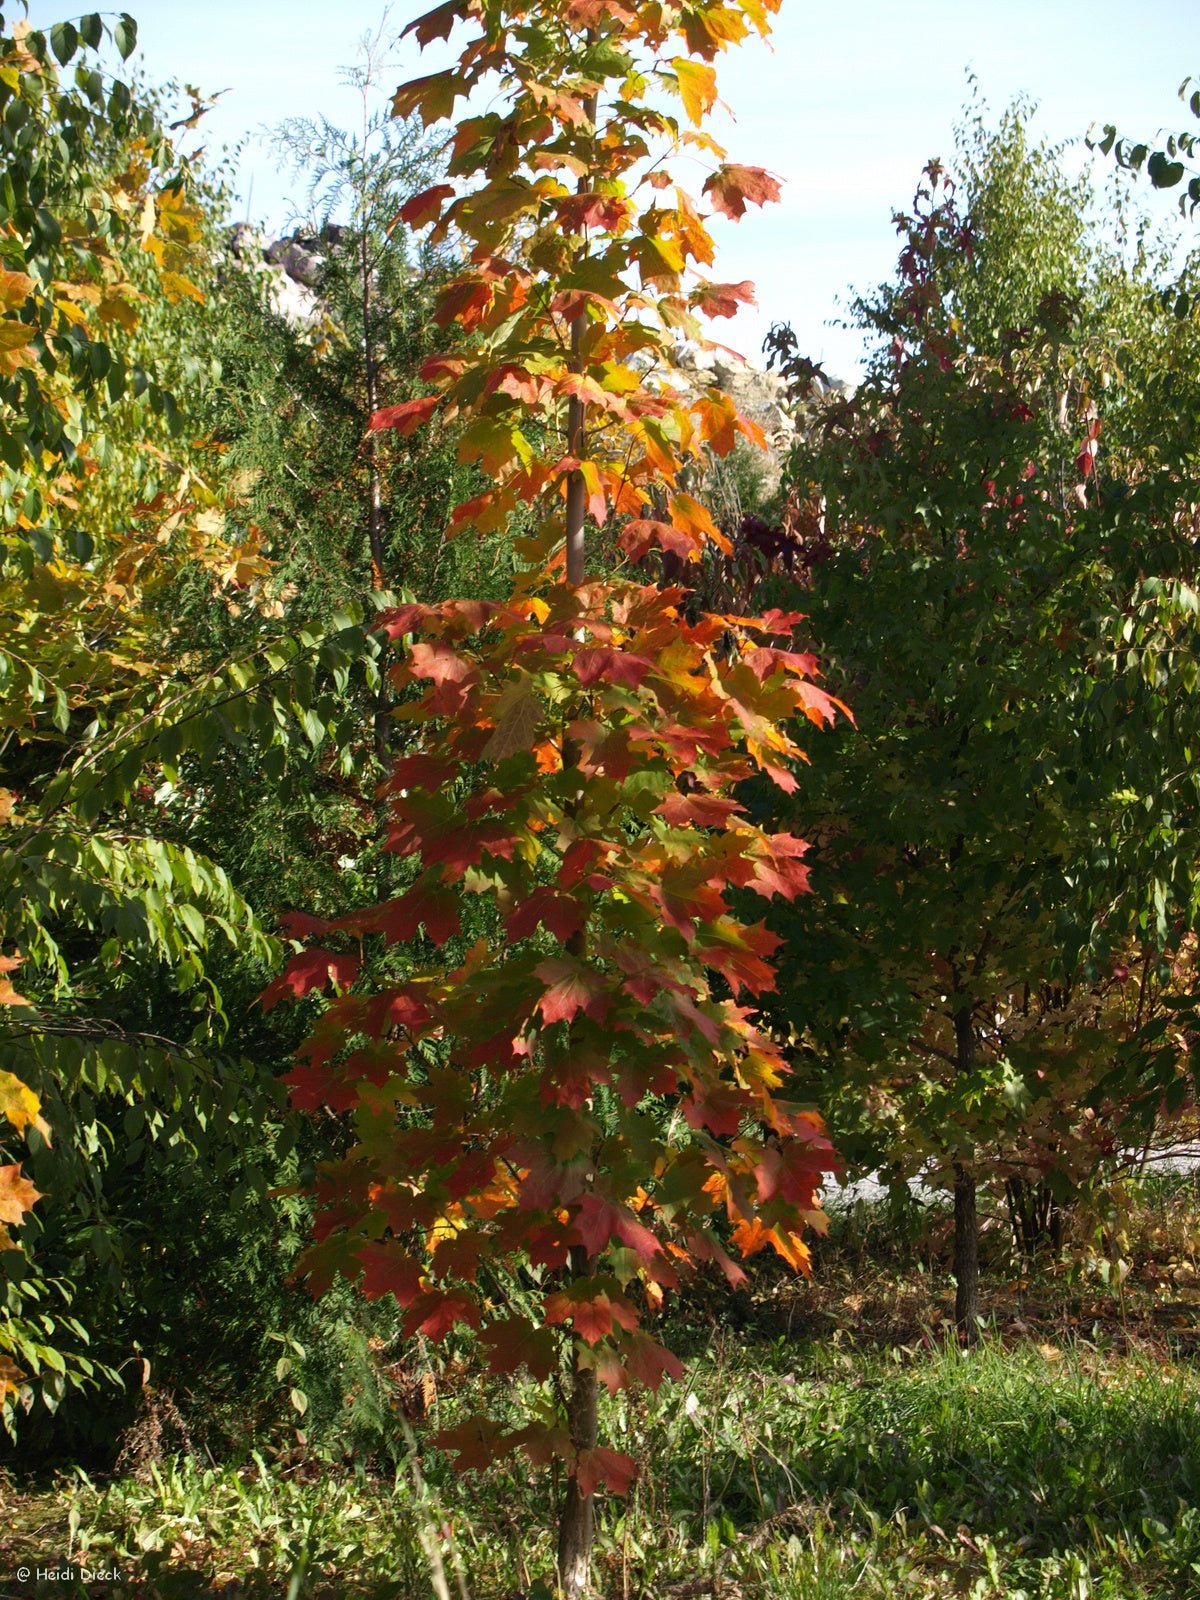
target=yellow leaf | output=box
[0,1163,40,1226]
[99,291,141,331]
[160,271,204,306]
[0,320,34,352]
[673,58,718,127]
[0,1353,26,1404]
[0,966,30,1007]
[0,269,33,311]
[54,298,89,328]
[0,1070,49,1142]
[483,673,541,762]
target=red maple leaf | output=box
[619,517,703,562]
[571,647,653,689]
[690,279,756,318]
[484,363,542,405]
[408,640,476,686]
[375,880,461,947]
[433,1416,510,1473]
[575,1446,638,1497]
[376,603,433,640]
[622,1331,685,1390]
[660,792,744,826]
[404,1290,481,1341]
[283,1060,358,1113]
[544,1289,639,1345]
[682,1082,747,1135]
[398,182,456,228]
[702,164,782,221]
[277,910,332,939]
[369,395,440,434]
[434,277,493,330]
[479,1318,558,1379]
[575,1194,663,1264]
[534,957,608,1025]
[356,1242,423,1306]
[505,887,584,944]
[260,950,359,1011]
[557,191,632,233]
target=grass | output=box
[4,1334,1200,1598]
[7,1174,1200,1598]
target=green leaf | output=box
[49,23,78,65]
[1147,151,1184,189]
[113,14,137,60]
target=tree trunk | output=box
[563,87,598,589]
[1004,1173,1065,1260]
[564,308,587,586]
[953,1159,979,1338]
[952,1005,980,1339]
[360,220,387,593]
[556,1319,598,1597]
[359,222,390,761]
[556,80,603,1597]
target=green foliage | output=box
[8,1335,1200,1597]
[758,105,1200,1311]
[1089,74,1200,225]
[0,14,428,1436]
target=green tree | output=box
[0,12,389,1437]
[763,110,1200,1331]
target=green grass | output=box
[6,1334,1200,1598]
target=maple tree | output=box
[266,0,841,1588]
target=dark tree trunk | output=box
[358,223,391,762]
[557,80,603,1596]
[952,1005,980,1339]
[1005,1174,1065,1260]
[563,87,598,589]
[556,1305,598,1597]
[953,1159,980,1338]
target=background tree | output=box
[0,10,423,1442]
[759,107,1200,1332]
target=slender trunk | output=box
[557,1253,598,1597]
[360,198,387,592]
[359,222,390,761]
[1005,1173,1066,1260]
[953,1160,980,1338]
[564,307,587,586]
[1004,1176,1025,1258]
[952,1005,980,1339]
[563,88,598,589]
[556,79,602,1596]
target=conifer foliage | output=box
[268,0,842,1585]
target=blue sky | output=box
[27,0,1199,378]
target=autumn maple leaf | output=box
[702,164,782,221]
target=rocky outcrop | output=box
[675,344,851,498]
[226,224,848,493]
[226,224,329,326]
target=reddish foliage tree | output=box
[265,0,843,1587]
